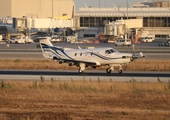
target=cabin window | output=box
[75,53,77,56]
[80,53,82,56]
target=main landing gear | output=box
[106,64,123,74]
[78,63,86,73]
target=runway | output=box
[0,42,170,81]
[0,70,170,82]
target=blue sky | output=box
[73,0,141,10]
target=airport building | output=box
[74,0,170,38]
[1,0,170,40]
[0,0,75,36]
[0,0,75,18]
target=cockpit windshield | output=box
[105,49,117,54]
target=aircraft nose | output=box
[121,53,133,58]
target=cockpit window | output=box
[105,50,111,54]
[105,49,116,54]
[109,49,116,53]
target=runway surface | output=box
[0,42,170,81]
[0,70,170,82]
[0,42,170,60]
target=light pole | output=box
[126,0,129,39]
[52,0,54,18]
[118,8,126,39]
[51,0,54,37]
[99,0,100,8]
[127,0,128,19]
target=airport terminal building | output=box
[0,0,75,18]
[74,0,170,38]
[0,0,75,36]
[0,0,170,39]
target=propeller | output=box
[132,44,135,54]
[131,44,146,70]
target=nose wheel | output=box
[118,64,123,74]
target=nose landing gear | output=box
[106,64,123,74]
[118,64,123,74]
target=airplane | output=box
[39,39,146,73]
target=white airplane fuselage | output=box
[61,48,132,65]
[40,39,144,73]
[42,46,132,66]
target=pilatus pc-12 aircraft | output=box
[40,39,146,73]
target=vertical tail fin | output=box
[39,38,55,59]
[40,38,53,46]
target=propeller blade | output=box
[139,52,146,58]
[132,44,135,54]
[140,52,143,57]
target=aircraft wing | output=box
[53,56,98,66]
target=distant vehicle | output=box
[50,36,63,43]
[158,36,170,47]
[65,36,76,43]
[166,36,170,40]
[31,36,51,42]
[141,37,155,43]
[108,40,115,43]
[8,36,25,44]
[24,36,34,44]
[115,39,131,47]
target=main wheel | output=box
[118,69,123,74]
[106,68,112,73]
[78,69,84,73]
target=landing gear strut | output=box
[78,63,86,73]
[118,64,123,74]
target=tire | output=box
[106,68,112,73]
[118,69,123,74]
[78,69,84,73]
